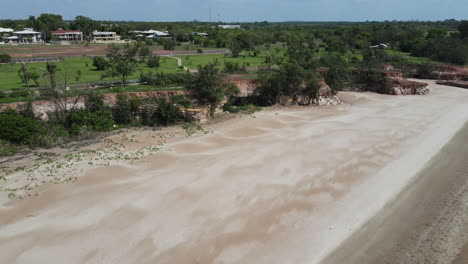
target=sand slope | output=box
[1,80,468,264]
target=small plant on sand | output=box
[182,122,210,136]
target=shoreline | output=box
[322,121,468,263]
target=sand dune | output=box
[1,80,468,263]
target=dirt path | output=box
[1,80,468,263]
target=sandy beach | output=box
[1,80,468,264]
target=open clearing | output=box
[1,80,468,263]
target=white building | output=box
[12,28,42,44]
[51,30,83,43]
[192,32,208,38]
[0,27,14,33]
[92,31,122,43]
[218,25,241,29]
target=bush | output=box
[161,39,176,50]
[140,72,193,86]
[85,92,106,112]
[70,109,114,132]
[197,48,203,54]
[113,93,132,124]
[224,62,247,73]
[0,53,12,63]
[0,139,20,157]
[152,98,182,126]
[147,55,160,68]
[92,56,110,71]
[0,113,44,144]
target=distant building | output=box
[92,31,121,43]
[51,30,83,43]
[0,27,14,44]
[0,27,14,33]
[134,30,172,39]
[12,28,42,44]
[370,43,388,49]
[192,32,208,38]
[218,25,241,29]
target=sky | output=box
[1,0,467,22]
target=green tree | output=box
[320,54,350,92]
[186,61,239,116]
[147,55,160,68]
[104,44,138,86]
[92,56,110,71]
[0,53,12,63]
[72,16,100,41]
[36,13,66,40]
[151,98,182,126]
[458,20,468,39]
[84,91,106,112]
[0,113,43,144]
[113,93,132,124]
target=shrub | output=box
[0,113,44,144]
[197,48,203,54]
[92,56,110,71]
[140,72,193,86]
[224,62,247,73]
[85,92,106,112]
[147,55,160,68]
[113,93,132,124]
[70,109,114,132]
[152,98,182,126]
[0,53,12,63]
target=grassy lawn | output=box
[178,53,268,70]
[0,56,181,91]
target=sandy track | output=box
[1,80,468,263]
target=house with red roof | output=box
[51,30,83,43]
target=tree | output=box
[0,113,43,144]
[139,46,151,59]
[458,20,468,39]
[147,55,160,68]
[320,54,350,92]
[151,98,182,126]
[42,61,83,129]
[36,14,66,40]
[84,91,106,112]
[113,93,132,124]
[18,62,39,87]
[161,38,176,50]
[103,44,138,86]
[186,61,239,116]
[0,53,12,63]
[72,16,100,41]
[92,56,110,71]
[302,77,321,105]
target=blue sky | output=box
[1,0,467,22]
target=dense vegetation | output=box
[1,17,468,156]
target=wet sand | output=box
[1,80,468,263]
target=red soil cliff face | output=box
[384,72,429,95]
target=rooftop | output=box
[52,30,82,34]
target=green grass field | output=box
[178,53,272,70]
[0,56,181,91]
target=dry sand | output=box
[1,80,468,264]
